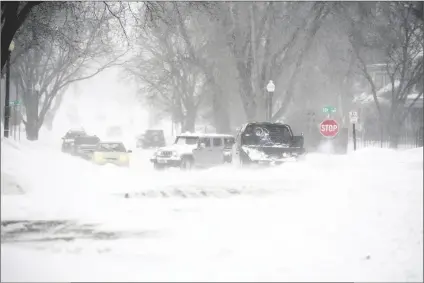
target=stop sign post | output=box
[320,119,339,138]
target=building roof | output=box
[353,80,423,108]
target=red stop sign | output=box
[320,119,339,137]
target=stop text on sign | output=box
[320,119,339,137]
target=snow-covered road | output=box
[1,139,423,281]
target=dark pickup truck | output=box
[232,122,306,166]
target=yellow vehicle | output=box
[92,142,132,167]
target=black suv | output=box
[232,122,306,166]
[71,135,101,159]
[61,129,87,153]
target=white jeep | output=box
[150,133,235,170]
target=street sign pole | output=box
[323,106,336,119]
[349,111,358,151]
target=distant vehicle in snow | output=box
[92,141,132,167]
[232,122,306,166]
[136,129,166,149]
[150,133,235,170]
[71,135,101,159]
[61,129,87,153]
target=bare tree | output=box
[11,2,128,140]
[271,2,331,122]
[127,7,206,133]
[1,1,42,72]
[347,2,423,148]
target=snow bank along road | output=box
[1,139,423,281]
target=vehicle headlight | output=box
[283,152,288,158]
[172,151,179,158]
[94,152,103,161]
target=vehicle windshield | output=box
[97,143,126,152]
[175,136,199,145]
[74,136,100,145]
[241,124,292,146]
[65,131,85,139]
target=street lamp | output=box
[266,80,275,122]
[4,40,15,138]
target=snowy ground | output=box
[1,138,423,282]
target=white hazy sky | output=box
[52,67,149,140]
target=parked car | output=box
[71,135,101,159]
[150,133,235,170]
[136,129,166,149]
[92,141,132,167]
[232,122,306,166]
[61,128,87,153]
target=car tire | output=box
[180,157,193,171]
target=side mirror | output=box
[127,150,132,153]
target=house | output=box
[351,63,423,147]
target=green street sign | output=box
[322,106,336,113]
[11,100,21,106]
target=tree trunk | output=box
[182,108,196,133]
[236,60,257,121]
[23,90,40,140]
[212,90,231,134]
[43,89,66,131]
[388,118,402,149]
[213,106,231,133]
[25,120,39,141]
[389,128,401,148]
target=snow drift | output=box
[1,138,423,282]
